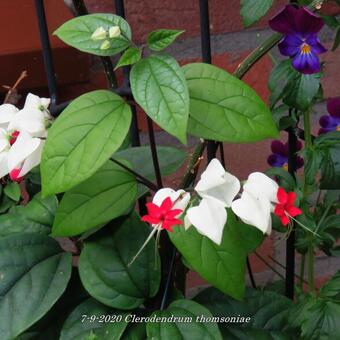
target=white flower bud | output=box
[109,26,121,38]
[91,26,107,40]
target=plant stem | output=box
[307,241,315,294]
[234,33,282,79]
[299,254,305,289]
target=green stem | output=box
[300,254,305,289]
[307,242,315,294]
[234,33,282,79]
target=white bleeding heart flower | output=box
[185,158,240,245]
[232,172,302,234]
[0,128,11,178]
[186,197,227,245]
[7,131,45,181]
[0,104,19,129]
[231,190,272,234]
[243,172,279,203]
[7,93,51,137]
[152,188,190,215]
[195,158,240,207]
[91,26,107,40]
[109,26,121,38]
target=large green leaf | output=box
[195,287,293,339]
[147,29,184,51]
[169,210,263,300]
[240,0,274,27]
[79,213,161,309]
[41,90,131,196]
[0,193,58,237]
[60,299,128,340]
[54,14,131,56]
[183,63,278,142]
[130,54,189,143]
[116,145,186,179]
[320,146,340,189]
[0,233,72,339]
[146,299,222,339]
[52,161,137,237]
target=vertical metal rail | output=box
[34,0,58,114]
[198,0,218,162]
[286,110,298,299]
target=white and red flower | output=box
[232,172,302,234]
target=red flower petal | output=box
[165,209,183,219]
[145,202,162,218]
[287,191,297,205]
[277,187,288,204]
[280,214,290,226]
[160,197,173,212]
[286,206,302,217]
[141,215,161,224]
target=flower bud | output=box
[100,40,111,50]
[91,26,107,40]
[109,26,121,38]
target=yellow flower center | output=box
[337,126,340,132]
[283,163,289,171]
[300,43,311,55]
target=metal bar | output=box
[34,0,58,114]
[198,0,217,162]
[286,109,298,299]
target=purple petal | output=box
[291,52,320,74]
[268,154,287,167]
[269,5,324,35]
[278,34,302,57]
[319,115,339,129]
[319,127,336,135]
[269,5,299,34]
[271,140,286,156]
[306,35,327,55]
[294,7,324,35]
[296,140,303,151]
[327,98,340,118]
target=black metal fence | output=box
[34,0,298,302]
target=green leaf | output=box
[41,90,132,196]
[195,287,293,337]
[3,182,21,201]
[146,299,222,340]
[283,72,320,111]
[115,47,141,69]
[240,0,274,27]
[169,210,263,300]
[320,271,340,299]
[122,322,146,340]
[147,29,184,51]
[320,146,340,189]
[52,161,137,237]
[54,14,131,56]
[0,233,72,339]
[332,26,340,51]
[268,60,295,108]
[60,299,128,340]
[130,54,189,144]
[300,299,340,339]
[0,192,58,237]
[266,167,296,191]
[79,213,160,309]
[116,145,186,179]
[183,63,278,142]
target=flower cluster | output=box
[269,5,327,74]
[0,93,51,182]
[141,159,302,247]
[91,25,121,50]
[267,140,304,170]
[319,97,340,134]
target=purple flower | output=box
[269,5,327,74]
[319,98,340,134]
[267,140,304,170]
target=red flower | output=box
[9,168,23,183]
[9,131,20,145]
[141,197,183,232]
[274,188,302,226]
